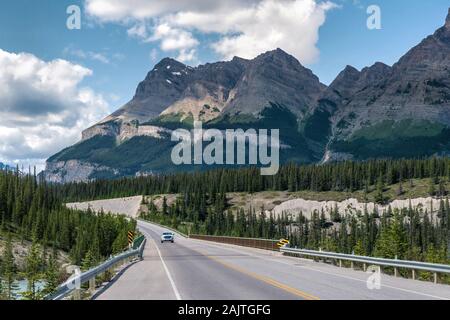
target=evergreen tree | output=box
[162,196,168,215]
[396,181,404,196]
[42,249,59,296]
[353,239,365,256]
[22,239,43,300]
[81,249,96,271]
[375,211,408,259]
[428,179,436,196]
[1,235,18,300]
[375,176,385,204]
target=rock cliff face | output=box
[93,48,324,125]
[335,14,450,138]
[44,160,119,183]
[222,49,325,117]
[303,9,450,161]
[272,197,445,220]
[44,9,450,182]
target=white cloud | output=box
[125,21,199,62]
[85,0,232,22]
[176,49,197,63]
[127,23,148,39]
[0,49,109,170]
[90,52,110,64]
[85,0,336,64]
[63,46,112,64]
[150,23,199,52]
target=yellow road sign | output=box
[128,231,135,244]
[277,239,289,247]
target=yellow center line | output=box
[190,245,320,300]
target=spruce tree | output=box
[22,239,43,300]
[374,211,408,259]
[42,249,59,296]
[1,235,18,300]
[81,249,95,271]
[428,179,436,196]
[375,176,385,204]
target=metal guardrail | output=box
[45,237,146,300]
[132,235,145,249]
[190,234,279,251]
[281,247,450,283]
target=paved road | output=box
[96,220,450,300]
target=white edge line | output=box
[152,239,182,300]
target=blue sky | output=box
[0,0,449,169]
[1,0,448,107]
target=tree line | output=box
[56,158,450,202]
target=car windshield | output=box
[163,233,172,236]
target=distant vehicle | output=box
[161,232,175,243]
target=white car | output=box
[161,232,175,243]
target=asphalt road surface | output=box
[95,220,450,300]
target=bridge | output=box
[91,220,450,300]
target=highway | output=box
[95,220,450,300]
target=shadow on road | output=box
[91,260,139,300]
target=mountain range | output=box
[44,9,450,183]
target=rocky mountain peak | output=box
[221,48,324,117]
[153,57,186,70]
[254,48,300,65]
[145,58,191,80]
[446,8,450,28]
[359,62,391,84]
[433,8,450,43]
[314,65,358,108]
[230,55,249,64]
[366,62,390,72]
[340,65,360,77]
[328,65,360,91]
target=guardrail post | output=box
[72,289,81,300]
[394,255,398,277]
[89,278,96,293]
[350,261,354,269]
[339,260,342,268]
[434,272,438,284]
[412,269,416,280]
[108,265,115,276]
[363,263,367,272]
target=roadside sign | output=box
[128,231,135,245]
[277,238,289,248]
